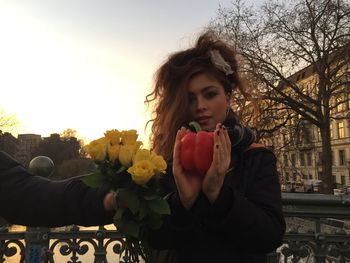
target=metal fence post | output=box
[25,156,54,263]
[25,227,50,263]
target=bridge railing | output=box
[1,193,350,263]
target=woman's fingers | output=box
[173,127,187,165]
[212,123,231,175]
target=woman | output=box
[145,31,285,262]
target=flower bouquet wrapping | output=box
[83,129,170,262]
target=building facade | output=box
[257,63,350,188]
[15,134,42,167]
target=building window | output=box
[284,154,289,167]
[339,150,346,166]
[337,97,344,112]
[332,175,337,184]
[341,175,346,185]
[318,152,323,165]
[337,121,345,138]
[307,152,312,166]
[300,153,305,166]
[291,154,296,166]
[330,123,333,139]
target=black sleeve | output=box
[0,151,113,227]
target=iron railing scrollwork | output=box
[1,193,350,262]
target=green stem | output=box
[189,121,202,133]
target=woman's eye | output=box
[204,91,218,99]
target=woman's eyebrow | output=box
[188,85,219,95]
[202,85,220,92]
[188,85,219,94]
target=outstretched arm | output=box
[0,151,114,227]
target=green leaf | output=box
[82,172,105,187]
[117,188,140,214]
[116,219,140,239]
[138,200,148,220]
[148,214,163,230]
[147,197,170,215]
[113,207,125,221]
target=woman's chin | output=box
[197,119,215,131]
[200,124,215,131]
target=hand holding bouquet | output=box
[83,129,170,262]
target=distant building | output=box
[15,134,42,166]
[257,62,350,187]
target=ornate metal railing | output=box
[276,193,350,263]
[1,193,350,263]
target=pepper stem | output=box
[189,121,202,133]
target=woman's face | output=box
[187,73,230,130]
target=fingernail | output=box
[222,125,226,130]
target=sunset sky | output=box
[0,0,261,144]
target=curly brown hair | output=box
[145,30,250,161]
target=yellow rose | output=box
[107,144,120,163]
[151,155,167,173]
[84,137,108,161]
[135,141,143,150]
[128,160,155,185]
[133,149,152,163]
[121,130,138,145]
[104,129,121,145]
[119,145,136,167]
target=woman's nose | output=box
[196,97,207,111]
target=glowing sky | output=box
[0,0,261,144]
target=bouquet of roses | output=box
[83,129,170,263]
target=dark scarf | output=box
[223,109,256,152]
[222,109,257,176]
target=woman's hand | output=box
[173,127,202,210]
[202,123,231,204]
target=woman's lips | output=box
[196,116,211,125]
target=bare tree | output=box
[0,109,19,133]
[211,0,350,193]
[60,128,78,139]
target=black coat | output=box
[148,147,286,263]
[0,151,113,227]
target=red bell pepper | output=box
[180,122,214,175]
